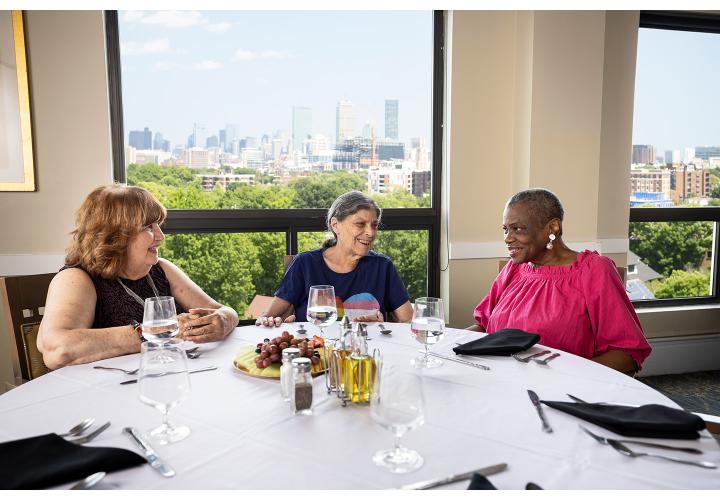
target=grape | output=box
[270,353,280,362]
[311,356,320,365]
[262,358,272,368]
[269,344,279,354]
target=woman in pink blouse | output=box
[472,189,651,374]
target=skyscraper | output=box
[192,123,206,150]
[632,144,656,165]
[292,106,312,153]
[385,99,399,139]
[129,127,152,149]
[335,100,355,145]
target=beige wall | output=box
[0,11,112,390]
[0,11,112,258]
[443,11,639,327]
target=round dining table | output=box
[1,323,718,489]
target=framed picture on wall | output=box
[0,10,35,192]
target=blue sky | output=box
[633,27,720,153]
[119,11,433,148]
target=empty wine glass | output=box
[371,367,425,474]
[307,285,337,341]
[410,297,445,368]
[142,296,179,343]
[138,341,191,445]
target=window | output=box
[106,11,443,318]
[629,12,720,306]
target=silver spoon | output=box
[378,324,392,335]
[296,324,307,335]
[58,418,95,437]
[70,471,106,490]
[607,439,717,469]
[93,365,139,375]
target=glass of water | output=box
[371,367,425,473]
[142,296,179,343]
[138,340,191,445]
[307,285,337,341]
[409,297,445,368]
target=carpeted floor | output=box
[638,370,720,417]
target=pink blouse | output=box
[474,250,651,368]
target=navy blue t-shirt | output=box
[274,248,410,322]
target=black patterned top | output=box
[61,264,185,328]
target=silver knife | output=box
[424,351,491,371]
[123,427,176,478]
[400,463,507,490]
[120,366,218,385]
[528,389,553,433]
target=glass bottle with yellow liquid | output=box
[325,316,354,393]
[342,323,377,404]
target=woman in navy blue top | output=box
[256,191,413,326]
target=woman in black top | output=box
[37,185,238,369]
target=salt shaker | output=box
[291,357,313,415]
[280,347,301,402]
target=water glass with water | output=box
[142,296,179,343]
[307,285,337,340]
[410,297,445,368]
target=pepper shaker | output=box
[291,357,313,415]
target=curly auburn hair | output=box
[65,185,167,279]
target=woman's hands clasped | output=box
[255,314,296,327]
[178,308,229,343]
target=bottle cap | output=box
[292,357,311,372]
[282,347,301,361]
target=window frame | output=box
[630,11,720,308]
[105,10,443,301]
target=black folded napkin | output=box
[541,401,706,439]
[0,433,145,489]
[453,328,541,356]
[467,473,497,490]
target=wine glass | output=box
[142,296,179,343]
[409,297,445,368]
[307,285,337,341]
[138,340,191,445]
[370,367,425,473]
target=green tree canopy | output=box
[629,221,712,277]
[650,270,711,299]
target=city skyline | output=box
[119,11,432,149]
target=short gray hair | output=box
[507,188,564,231]
[322,191,382,249]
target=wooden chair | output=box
[0,273,55,384]
[245,255,296,321]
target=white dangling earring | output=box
[546,233,556,250]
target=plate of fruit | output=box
[233,331,327,378]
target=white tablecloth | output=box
[1,324,718,489]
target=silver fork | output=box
[533,353,561,365]
[58,418,95,437]
[579,425,703,454]
[607,439,716,469]
[67,421,111,445]
[512,350,551,363]
[93,365,139,375]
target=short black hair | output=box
[507,188,564,229]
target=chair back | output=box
[0,273,55,383]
